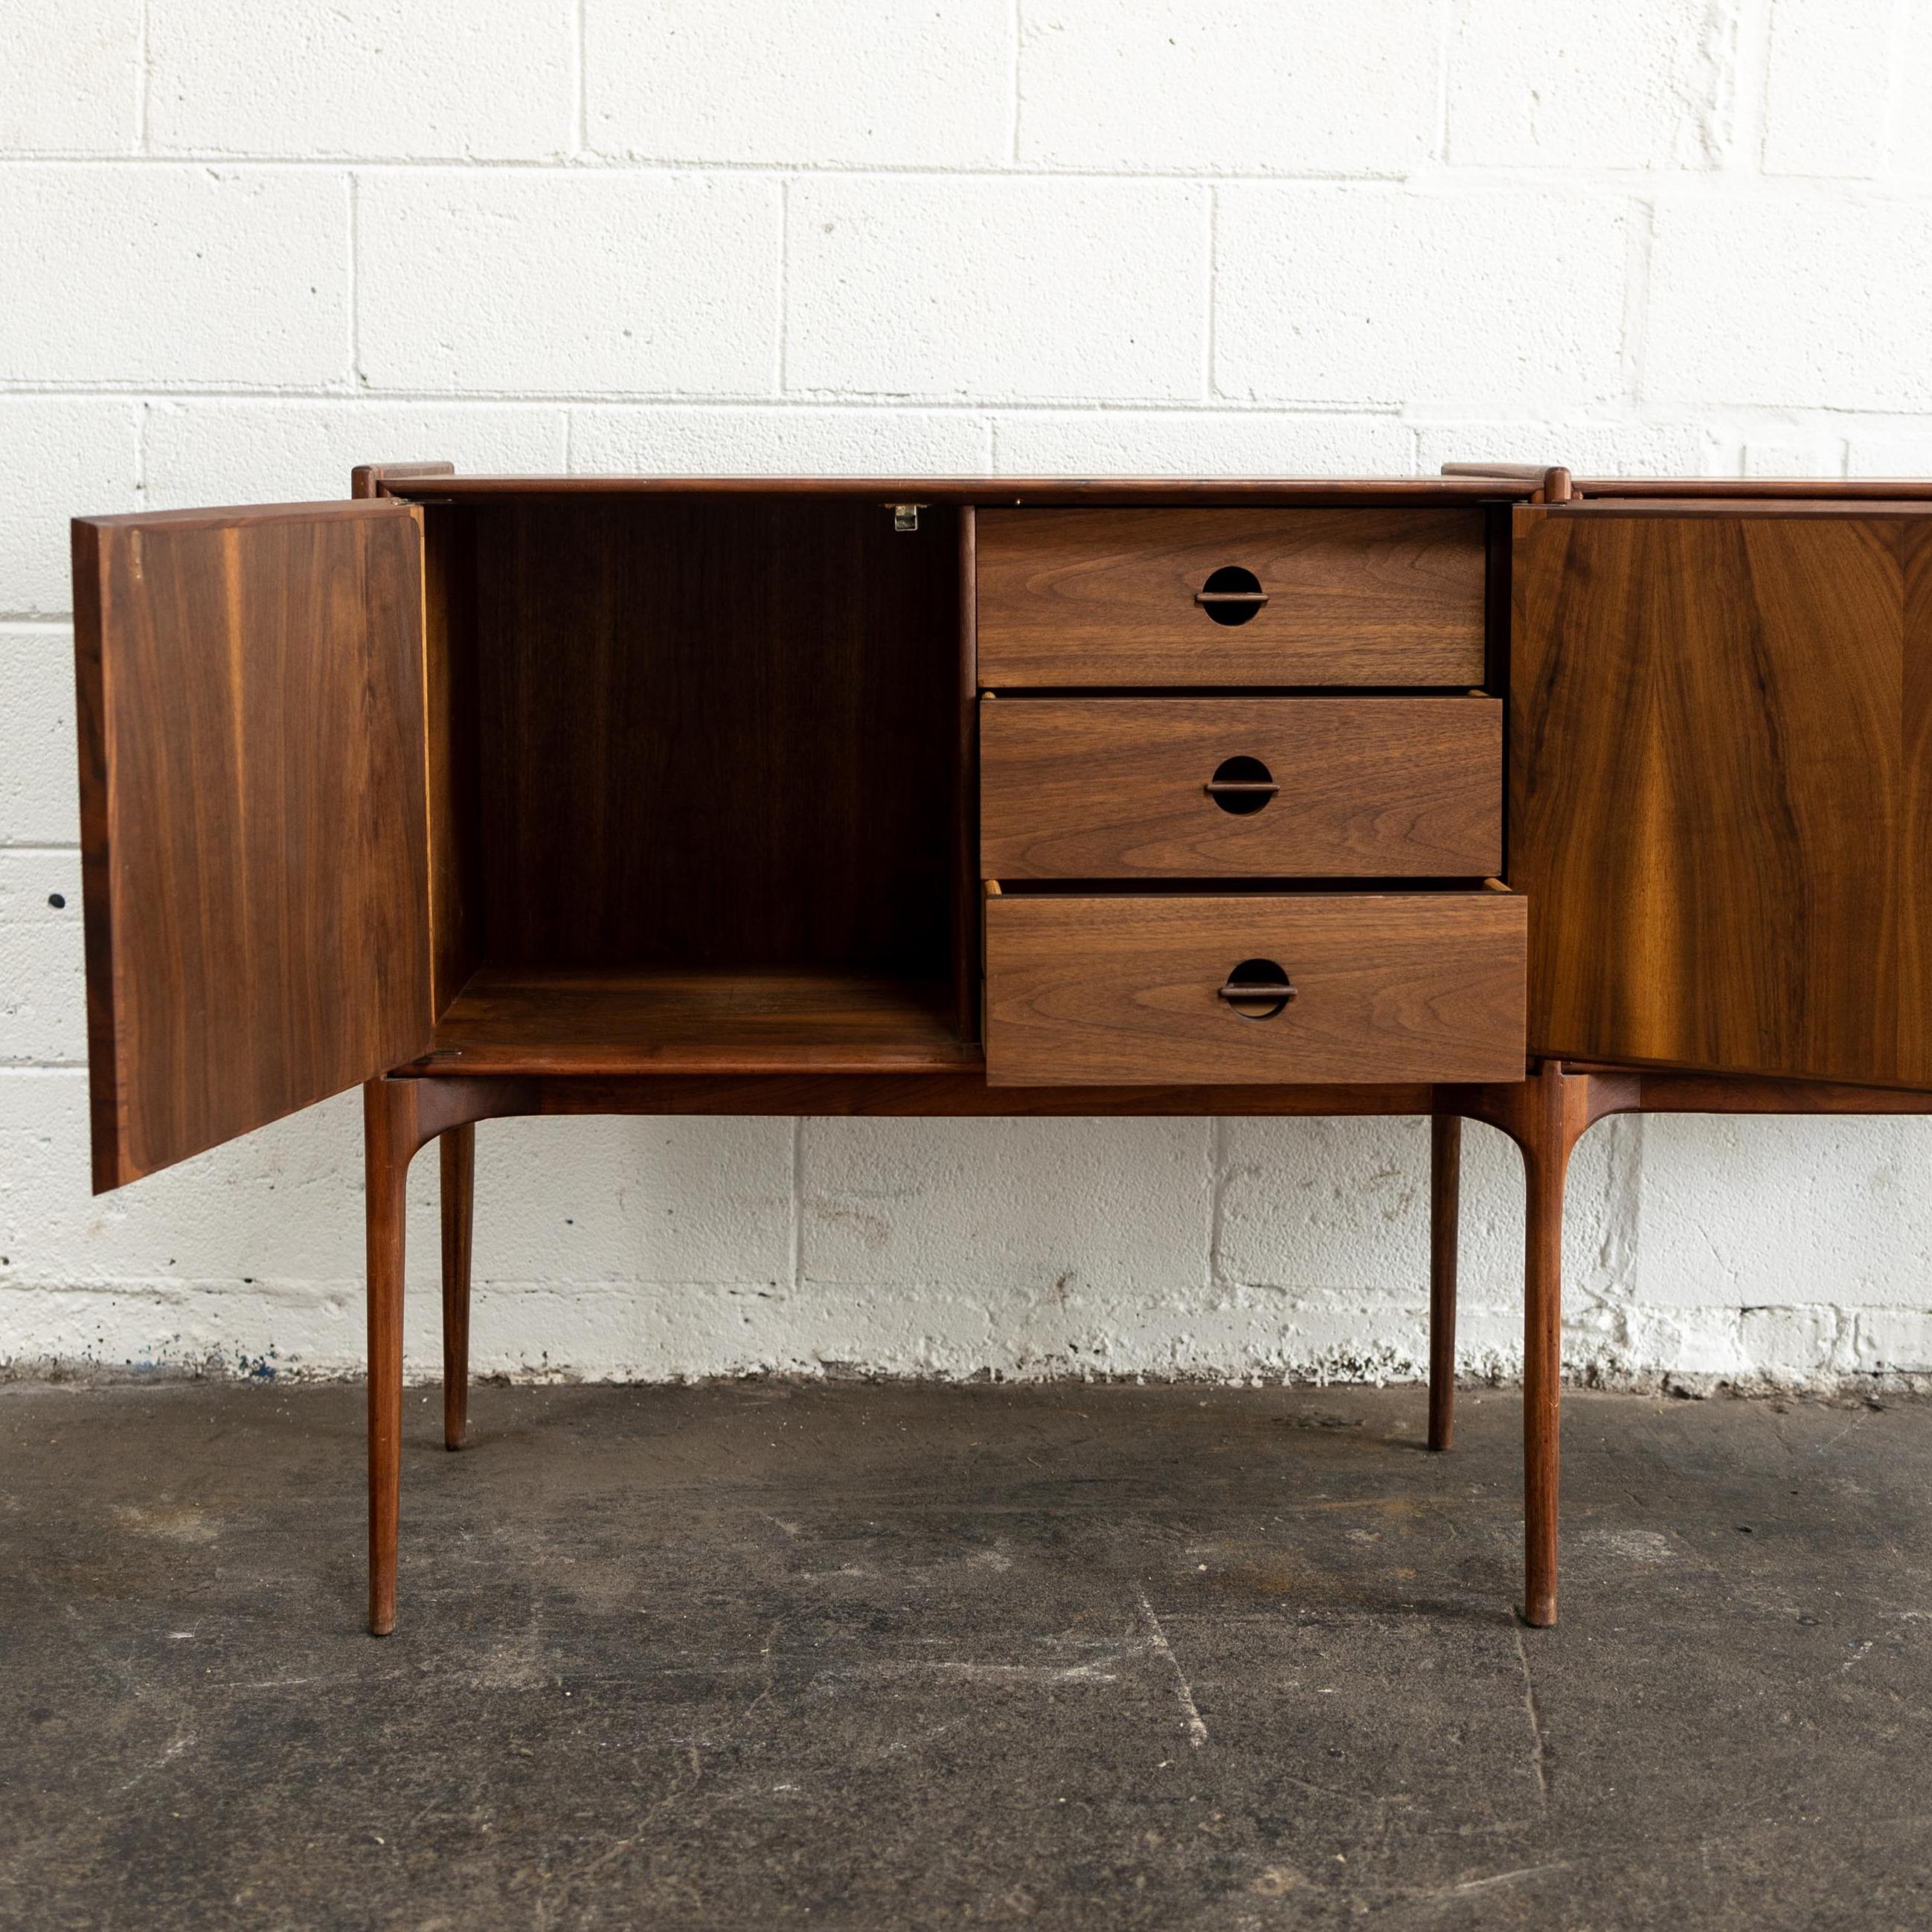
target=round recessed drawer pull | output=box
[1204,754,1277,815]
[1195,565,1269,626]
[1217,957,1296,1021]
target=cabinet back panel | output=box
[423,504,484,1014]
[471,497,959,974]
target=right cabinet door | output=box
[1512,501,1932,1087]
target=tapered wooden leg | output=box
[1521,1145,1566,1627]
[1518,1063,1577,1630]
[440,1124,475,1453]
[1440,1063,1636,1631]
[358,1077,529,1637]
[1428,1113,1461,1452]
[365,1082,417,1638]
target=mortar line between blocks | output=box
[1608,1112,1645,1309]
[0,388,1881,432]
[1707,0,1744,167]
[0,384,1441,417]
[1880,0,1913,169]
[1207,1117,1227,1291]
[790,1117,803,1293]
[12,155,1897,192]
[1739,0,1777,174]
[776,177,791,394]
[135,0,151,152]
[1202,186,1218,402]
[1009,0,1023,163]
[574,0,588,157]
[347,173,361,390]
[132,385,149,507]
[1431,0,1452,164]
[1620,199,1657,413]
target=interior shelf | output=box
[415,967,981,1076]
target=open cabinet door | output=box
[1512,502,1932,1087]
[74,500,433,1190]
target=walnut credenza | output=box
[71,461,1932,1634]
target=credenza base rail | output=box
[360,1063,1929,1637]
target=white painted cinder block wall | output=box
[5,0,1932,1391]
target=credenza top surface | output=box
[373,475,1535,504]
[362,473,1932,505]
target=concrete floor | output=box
[3,1380,1929,1931]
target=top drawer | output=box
[976,507,1487,688]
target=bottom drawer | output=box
[983,892,1526,1086]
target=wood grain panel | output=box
[1512,504,1932,1085]
[983,893,1525,1086]
[74,501,432,1188]
[420,502,481,1015]
[399,1068,1451,1117]
[422,966,977,1076]
[976,508,1487,687]
[1901,516,1932,1078]
[956,506,981,1037]
[979,696,1501,877]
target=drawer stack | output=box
[975,507,1527,1086]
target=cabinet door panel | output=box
[1512,504,1932,1086]
[74,501,433,1188]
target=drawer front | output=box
[976,507,1487,688]
[983,893,1526,1085]
[980,696,1501,878]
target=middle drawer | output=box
[979,696,1501,879]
